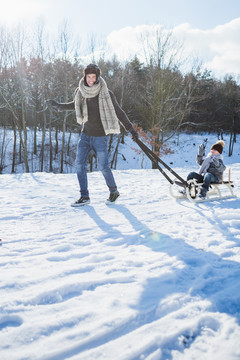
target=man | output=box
[46,64,138,206]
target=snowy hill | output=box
[1,133,240,360]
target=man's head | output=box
[83,64,101,86]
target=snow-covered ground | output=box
[1,133,240,360]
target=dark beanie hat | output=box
[211,140,225,154]
[83,64,100,81]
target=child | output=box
[187,140,226,199]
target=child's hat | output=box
[211,140,225,154]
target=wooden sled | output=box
[170,168,236,203]
[134,139,236,203]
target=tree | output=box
[220,76,240,156]
[0,26,30,172]
[137,28,205,166]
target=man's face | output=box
[86,73,97,87]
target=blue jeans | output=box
[187,172,217,191]
[76,132,117,197]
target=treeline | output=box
[0,24,239,173]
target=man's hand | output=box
[130,128,139,142]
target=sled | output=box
[135,138,236,203]
[169,170,236,203]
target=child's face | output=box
[210,149,220,155]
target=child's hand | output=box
[198,144,205,156]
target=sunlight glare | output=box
[0,0,44,27]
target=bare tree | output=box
[137,28,206,166]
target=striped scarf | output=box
[74,77,120,135]
[198,153,223,175]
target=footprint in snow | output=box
[0,315,23,330]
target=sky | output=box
[0,0,240,80]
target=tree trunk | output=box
[49,112,53,172]
[111,135,121,169]
[67,128,72,156]
[33,107,37,155]
[20,93,29,173]
[41,112,46,172]
[55,126,59,155]
[12,125,17,173]
[60,115,67,173]
[0,126,6,174]
[228,130,236,157]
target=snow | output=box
[1,133,240,360]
